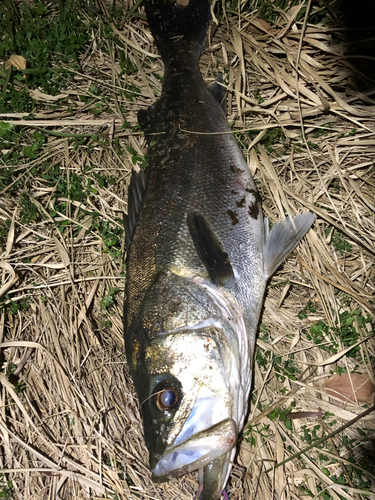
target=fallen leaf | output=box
[250,18,275,35]
[287,411,323,419]
[0,262,17,298]
[29,88,69,102]
[5,55,27,71]
[325,373,375,403]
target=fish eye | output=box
[156,387,179,410]
[150,376,182,413]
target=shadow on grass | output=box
[338,0,375,90]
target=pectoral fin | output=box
[187,212,234,286]
[263,213,315,280]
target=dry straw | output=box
[0,1,374,499]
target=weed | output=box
[100,287,123,329]
[254,0,334,26]
[0,123,24,167]
[300,423,324,445]
[307,310,372,357]
[255,344,272,370]
[118,55,138,77]
[238,127,287,155]
[0,474,13,500]
[325,227,352,255]
[243,420,272,445]
[298,299,316,320]
[124,82,141,101]
[0,219,11,250]
[298,413,374,495]
[19,192,42,223]
[0,295,32,315]
[313,123,333,138]
[268,403,295,431]
[93,172,116,189]
[101,318,113,329]
[91,218,124,260]
[260,127,286,154]
[273,352,301,382]
[259,323,270,341]
[339,128,357,139]
[255,0,301,23]
[100,287,122,311]
[253,88,264,104]
[7,363,26,394]
[0,126,49,174]
[126,145,148,170]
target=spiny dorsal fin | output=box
[187,212,234,286]
[124,168,148,251]
[263,213,315,280]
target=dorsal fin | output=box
[124,168,148,251]
[263,213,315,280]
[208,74,227,113]
[187,212,234,286]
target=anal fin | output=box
[263,213,315,280]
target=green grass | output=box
[307,309,372,358]
[0,474,12,500]
[325,227,353,255]
[0,0,93,112]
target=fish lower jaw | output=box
[151,418,237,480]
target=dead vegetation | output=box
[0,1,374,499]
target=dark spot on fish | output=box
[236,197,246,208]
[245,187,262,219]
[215,175,226,185]
[227,210,239,226]
[245,187,262,205]
[231,190,238,195]
[248,202,259,219]
[230,164,243,174]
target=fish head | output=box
[127,271,250,496]
[134,325,239,482]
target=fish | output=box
[123,0,315,498]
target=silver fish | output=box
[124,0,314,498]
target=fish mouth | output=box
[151,418,237,480]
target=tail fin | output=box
[144,0,211,62]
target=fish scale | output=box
[124,1,315,498]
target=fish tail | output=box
[144,0,211,63]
